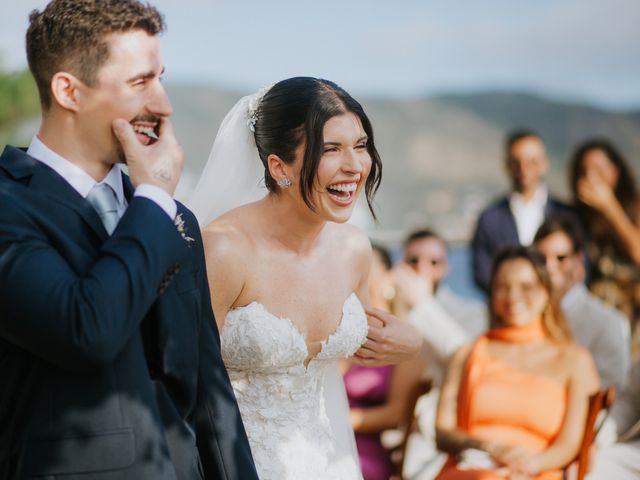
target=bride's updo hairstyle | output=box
[253,77,382,217]
[488,247,572,342]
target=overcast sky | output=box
[1,0,639,110]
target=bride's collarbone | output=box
[252,245,358,283]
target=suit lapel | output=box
[1,146,108,241]
[501,198,520,244]
[544,197,559,217]
[121,171,135,203]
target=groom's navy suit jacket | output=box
[471,194,576,292]
[0,146,257,480]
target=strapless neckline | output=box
[227,292,361,368]
[219,291,367,479]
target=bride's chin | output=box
[320,203,355,223]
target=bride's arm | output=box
[354,307,421,366]
[348,230,421,365]
[201,222,248,330]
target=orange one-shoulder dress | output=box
[436,329,567,480]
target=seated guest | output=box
[588,361,640,479]
[534,215,630,390]
[397,229,487,480]
[344,244,424,480]
[569,138,640,332]
[436,247,599,480]
[472,130,576,292]
[397,228,487,373]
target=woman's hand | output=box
[487,443,541,476]
[577,170,617,214]
[353,307,421,366]
[392,263,434,309]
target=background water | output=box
[444,245,486,301]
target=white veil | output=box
[187,90,268,226]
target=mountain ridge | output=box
[4,84,639,239]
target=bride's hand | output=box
[353,307,421,366]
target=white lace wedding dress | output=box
[220,292,368,480]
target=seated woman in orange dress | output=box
[435,247,600,480]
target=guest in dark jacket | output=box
[471,129,576,292]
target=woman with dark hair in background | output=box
[569,138,640,339]
[435,247,599,480]
[188,77,420,480]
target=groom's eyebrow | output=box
[127,67,166,84]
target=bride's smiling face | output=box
[301,112,372,223]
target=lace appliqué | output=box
[221,293,367,480]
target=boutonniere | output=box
[174,213,195,244]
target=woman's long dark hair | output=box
[253,77,382,218]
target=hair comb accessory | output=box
[247,82,276,132]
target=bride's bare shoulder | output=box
[201,205,256,259]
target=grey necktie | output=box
[86,183,119,235]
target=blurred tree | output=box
[0,69,39,126]
[0,69,40,147]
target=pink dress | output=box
[344,365,394,480]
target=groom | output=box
[0,1,257,479]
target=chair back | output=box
[565,386,616,480]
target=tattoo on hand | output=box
[153,163,172,185]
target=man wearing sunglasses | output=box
[534,215,630,390]
[395,229,487,367]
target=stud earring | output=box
[277,177,292,188]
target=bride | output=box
[188,77,419,479]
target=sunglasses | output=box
[549,252,575,263]
[405,256,444,267]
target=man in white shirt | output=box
[396,229,486,382]
[472,130,576,292]
[0,1,257,478]
[533,215,630,390]
[395,228,487,479]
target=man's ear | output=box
[50,72,83,112]
[267,153,291,185]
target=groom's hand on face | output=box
[112,118,184,196]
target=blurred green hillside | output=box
[2,77,639,240]
[0,69,39,147]
[162,85,640,238]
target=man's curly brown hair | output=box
[26,0,165,110]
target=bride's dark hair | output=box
[253,77,382,218]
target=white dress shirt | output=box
[27,135,177,221]
[509,185,548,246]
[562,283,631,390]
[436,286,488,339]
[408,286,487,386]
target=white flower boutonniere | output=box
[174,213,195,245]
